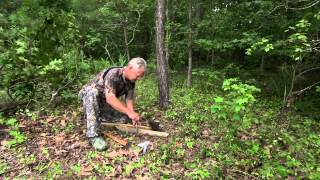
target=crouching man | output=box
[79,57,146,151]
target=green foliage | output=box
[192,68,223,86]
[70,163,81,175]
[222,64,241,78]
[246,37,274,55]
[211,78,260,123]
[185,168,210,180]
[0,1,320,178]
[0,158,9,175]
[46,162,63,178]
[0,2,83,106]
[124,157,145,176]
[6,130,26,147]
[285,19,313,61]
[0,115,26,147]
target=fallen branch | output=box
[0,129,10,133]
[292,80,320,96]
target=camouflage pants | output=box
[79,86,129,138]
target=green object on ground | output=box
[89,136,108,151]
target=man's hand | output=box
[127,111,140,125]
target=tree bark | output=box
[211,50,215,65]
[187,1,193,87]
[165,0,170,67]
[156,0,169,108]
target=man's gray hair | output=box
[128,57,147,70]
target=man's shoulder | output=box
[103,66,123,80]
[106,66,123,74]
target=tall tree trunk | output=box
[211,50,215,65]
[123,18,130,61]
[187,1,193,88]
[165,0,170,67]
[156,0,169,108]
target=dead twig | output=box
[127,10,141,45]
[288,0,320,10]
[0,166,26,176]
[296,66,320,78]
[292,80,320,96]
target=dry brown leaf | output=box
[72,111,78,120]
[40,133,47,137]
[107,149,134,158]
[176,142,183,148]
[55,149,68,156]
[46,116,55,123]
[74,141,88,148]
[37,139,47,147]
[201,130,209,137]
[60,119,66,127]
[1,140,8,147]
[66,141,88,150]
[79,171,92,176]
[19,124,27,128]
[54,132,65,144]
[80,165,93,176]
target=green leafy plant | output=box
[185,138,194,149]
[70,163,81,175]
[124,157,145,176]
[211,78,261,136]
[0,159,9,175]
[175,148,185,159]
[46,162,63,178]
[246,37,274,56]
[0,116,26,147]
[185,168,211,179]
[211,78,260,122]
[25,109,38,121]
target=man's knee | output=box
[87,88,99,97]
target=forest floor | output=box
[1,70,320,179]
[1,108,184,179]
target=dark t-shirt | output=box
[86,67,135,100]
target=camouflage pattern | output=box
[79,67,135,138]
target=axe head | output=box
[148,120,163,131]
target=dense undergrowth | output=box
[1,66,320,179]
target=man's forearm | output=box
[126,99,134,112]
[106,94,131,115]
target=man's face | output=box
[126,66,145,82]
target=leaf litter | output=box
[0,109,178,179]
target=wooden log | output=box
[101,122,152,130]
[115,126,169,138]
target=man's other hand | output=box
[127,111,140,124]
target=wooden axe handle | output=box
[101,122,152,130]
[115,126,169,138]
